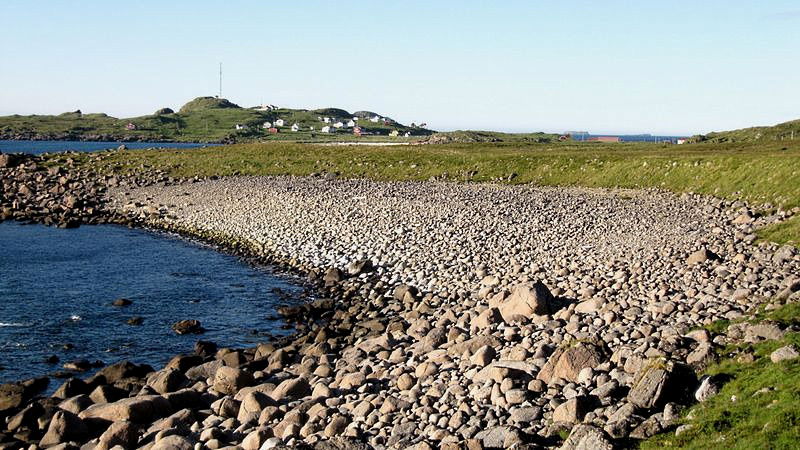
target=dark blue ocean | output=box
[0,141,299,384]
[0,139,213,155]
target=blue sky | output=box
[1,1,798,135]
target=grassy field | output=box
[641,303,800,449]
[694,118,800,144]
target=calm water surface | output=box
[0,140,213,155]
[0,222,301,384]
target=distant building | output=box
[321,126,331,133]
[587,136,621,143]
[291,123,300,132]
[370,116,380,123]
[268,127,279,134]
[323,117,331,123]
[274,119,285,127]
[404,132,411,137]
[677,138,688,145]
[235,124,248,130]
[256,104,277,111]
[389,130,399,137]
[353,126,362,136]
[347,120,356,127]
[333,121,344,129]
[262,121,272,129]
[125,123,136,130]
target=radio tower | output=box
[218,63,223,98]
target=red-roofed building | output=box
[587,136,621,143]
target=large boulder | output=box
[0,153,23,168]
[88,361,153,386]
[213,366,254,395]
[627,360,696,410]
[79,395,171,424]
[0,383,26,412]
[40,410,89,447]
[498,282,556,323]
[147,368,188,394]
[559,424,614,450]
[96,420,139,450]
[537,342,607,384]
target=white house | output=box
[404,132,411,137]
[323,117,331,123]
[310,126,315,131]
[370,116,380,123]
[352,117,359,121]
[389,130,399,137]
[346,120,356,127]
[321,126,331,133]
[262,121,272,129]
[291,123,300,132]
[677,138,688,145]
[235,124,248,130]
[333,121,344,129]
[274,119,285,127]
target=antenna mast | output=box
[218,63,222,98]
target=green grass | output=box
[641,303,800,450]
[696,118,800,144]
[758,216,800,247]
[85,139,800,207]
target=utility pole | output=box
[219,63,223,98]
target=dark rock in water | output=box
[194,340,217,358]
[63,359,92,372]
[45,355,60,364]
[127,316,144,325]
[112,298,132,307]
[277,305,304,319]
[62,343,75,351]
[172,319,204,335]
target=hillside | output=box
[0,97,433,143]
[422,130,558,144]
[693,118,800,143]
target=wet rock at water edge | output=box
[127,316,144,326]
[172,319,204,335]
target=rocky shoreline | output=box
[1,151,799,449]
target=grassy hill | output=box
[693,118,800,143]
[0,97,433,143]
[422,130,559,144]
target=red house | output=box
[587,136,621,143]
[268,127,279,134]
